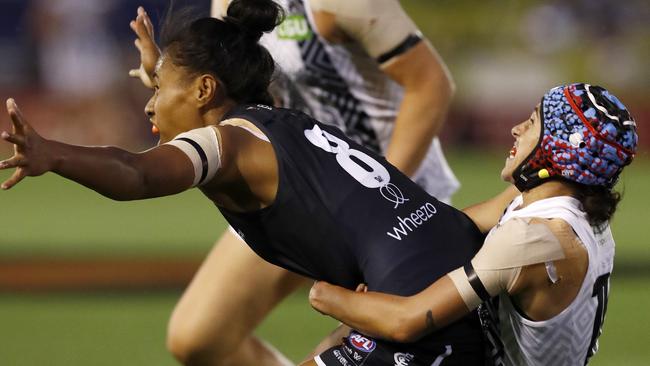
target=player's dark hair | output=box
[571,183,622,230]
[160,0,284,105]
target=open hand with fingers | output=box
[128,6,160,89]
[0,99,54,190]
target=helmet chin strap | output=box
[513,166,551,192]
[512,151,551,192]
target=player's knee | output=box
[166,320,234,365]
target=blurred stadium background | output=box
[0,0,648,364]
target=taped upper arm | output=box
[164,126,222,187]
[310,0,420,64]
[474,217,566,270]
[448,217,567,309]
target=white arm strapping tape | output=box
[448,265,521,311]
[210,0,230,19]
[309,0,419,62]
[165,126,221,187]
[474,217,566,270]
[448,217,566,309]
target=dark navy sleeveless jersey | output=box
[218,104,485,347]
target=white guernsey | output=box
[450,195,614,366]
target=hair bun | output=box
[226,0,284,41]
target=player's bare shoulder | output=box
[210,119,279,208]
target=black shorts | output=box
[314,330,485,366]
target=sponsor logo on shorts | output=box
[333,350,349,366]
[394,352,414,366]
[343,344,366,365]
[351,351,363,362]
[348,332,377,353]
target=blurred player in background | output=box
[130,0,459,364]
[308,83,638,366]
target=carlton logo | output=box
[394,352,414,366]
[348,332,376,353]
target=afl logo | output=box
[349,332,376,353]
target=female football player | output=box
[128,0,460,363]
[307,83,638,366]
[1,1,504,364]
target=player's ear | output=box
[195,74,222,107]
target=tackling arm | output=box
[40,142,193,201]
[308,218,565,342]
[309,277,468,343]
[0,99,220,200]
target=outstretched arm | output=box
[0,99,194,200]
[309,276,469,343]
[128,7,160,89]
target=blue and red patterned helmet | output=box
[513,83,638,191]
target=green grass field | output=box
[1,149,649,364]
[0,278,648,365]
